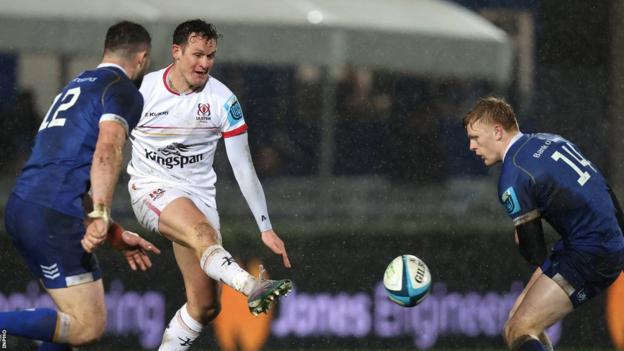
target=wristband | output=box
[88,203,112,229]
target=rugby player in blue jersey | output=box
[0,21,160,350]
[464,97,624,351]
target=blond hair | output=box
[463,97,519,131]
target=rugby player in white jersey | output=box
[126,20,292,350]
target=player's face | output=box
[173,34,217,89]
[466,120,502,166]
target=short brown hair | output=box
[463,97,519,131]
[173,19,222,46]
[104,21,151,59]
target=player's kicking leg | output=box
[156,196,291,315]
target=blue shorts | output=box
[541,241,624,307]
[4,194,101,289]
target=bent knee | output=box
[66,305,107,346]
[68,313,107,346]
[193,222,221,247]
[504,317,539,347]
[72,327,105,346]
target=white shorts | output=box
[128,178,221,240]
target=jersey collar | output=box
[503,132,524,161]
[97,63,128,78]
[162,64,207,96]
[162,64,180,95]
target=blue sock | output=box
[0,308,58,341]
[38,342,72,351]
[515,338,546,351]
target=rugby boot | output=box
[247,265,292,316]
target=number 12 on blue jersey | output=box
[38,87,81,131]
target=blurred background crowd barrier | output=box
[1,0,624,349]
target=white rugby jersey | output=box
[127,65,248,193]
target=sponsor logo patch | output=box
[225,96,245,126]
[501,187,521,215]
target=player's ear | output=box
[172,44,182,61]
[138,50,150,67]
[493,124,504,140]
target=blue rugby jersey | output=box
[12,65,143,218]
[498,133,624,252]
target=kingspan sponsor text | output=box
[145,149,204,169]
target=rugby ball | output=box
[383,254,431,307]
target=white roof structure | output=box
[0,0,512,83]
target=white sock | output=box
[200,245,256,295]
[158,304,203,351]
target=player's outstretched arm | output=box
[224,133,271,229]
[83,120,129,249]
[261,230,292,268]
[224,133,292,267]
[91,119,127,207]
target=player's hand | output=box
[261,230,291,268]
[81,218,109,253]
[119,231,161,271]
